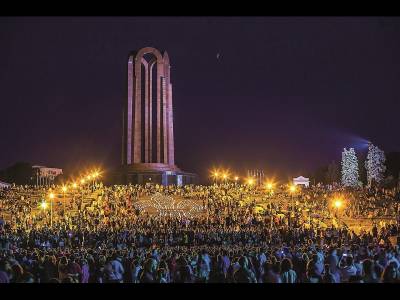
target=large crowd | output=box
[0,182,400,283]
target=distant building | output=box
[293,176,310,188]
[32,165,63,186]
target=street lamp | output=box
[288,184,297,227]
[247,178,254,186]
[211,171,219,184]
[48,192,55,228]
[265,182,274,195]
[40,201,48,210]
[333,198,343,226]
[334,200,342,209]
[62,186,67,212]
[92,171,99,189]
[222,172,228,182]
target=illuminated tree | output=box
[341,148,359,187]
[365,143,386,186]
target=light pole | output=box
[40,200,48,224]
[80,178,85,202]
[266,182,274,197]
[333,199,343,227]
[212,171,219,185]
[62,186,67,212]
[222,173,228,184]
[270,201,273,229]
[48,192,55,228]
[289,185,297,228]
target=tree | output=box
[385,152,400,181]
[357,152,368,186]
[341,148,359,187]
[325,160,339,184]
[0,162,33,185]
[365,143,386,186]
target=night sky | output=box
[1,17,400,181]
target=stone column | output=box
[168,82,174,166]
[156,65,161,163]
[162,76,168,164]
[133,57,142,163]
[126,56,134,165]
[149,60,156,163]
[143,59,149,163]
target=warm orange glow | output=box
[62,186,67,192]
[72,183,77,189]
[265,182,274,190]
[334,200,342,208]
[234,176,239,181]
[48,193,55,199]
[80,179,85,184]
[247,178,254,185]
[333,197,344,209]
[40,201,48,210]
[289,185,297,193]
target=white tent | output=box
[293,176,310,188]
[0,180,11,189]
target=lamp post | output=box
[266,182,274,197]
[212,171,219,185]
[222,173,228,184]
[333,199,343,227]
[48,192,55,228]
[247,178,254,187]
[270,201,273,229]
[289,185,297,227]
[40,200,48,223]
[62,186,67,212]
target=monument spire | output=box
[119,47,195,185]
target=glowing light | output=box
[333,198,343,209]
[247,178,254,185]
[62,186,67,193]
[289,185,297,193]
[72,183,77,188]
[80,179,85,184]
[222,173,228,180]
[265,182,274,190]
[40,201,48,210]
[48,193,55,199]
[234,176,239,181]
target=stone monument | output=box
[116,47,196,185]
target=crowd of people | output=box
[0,182,400,283]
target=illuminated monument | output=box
[117,47,196,185]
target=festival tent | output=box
[0,181,11,189]
[293,176,310,187]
